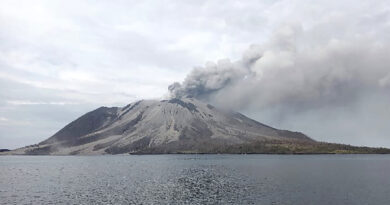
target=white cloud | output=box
[6,100,79,106]
[1,0,390,148]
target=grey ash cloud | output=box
[169,21,390,147]
[168,58,248,100]
[169,24,390,111]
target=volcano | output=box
[8,98,390,155]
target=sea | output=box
[1,154,390,204]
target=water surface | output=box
[1,154,390,204]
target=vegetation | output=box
[213,140,390,154]
[132,139,390,154]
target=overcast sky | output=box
[1,0,390,149]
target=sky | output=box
[1,0,390,149]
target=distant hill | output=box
[6,98,390,155]
[0,149,10,153]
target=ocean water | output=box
[1,154,390,205]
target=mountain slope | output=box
[8,98,390,155]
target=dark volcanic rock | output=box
[41,106,119,145]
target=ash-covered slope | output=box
[12,98,315,155]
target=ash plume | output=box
[168,24,390,147]
[169,24,390,109]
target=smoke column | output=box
[168,24,390,147]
